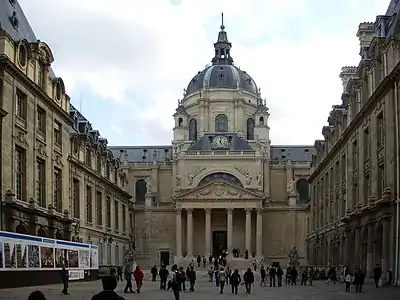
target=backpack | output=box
[219,273,226,282]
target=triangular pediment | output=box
[175,180,265,200]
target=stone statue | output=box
[199,128,205,137]
[145,177,152,193]
[188,174,194,186]
[256,173,263,186]
[245,172,252,185]
[287,180,295,194]
[176,174,181,188]
[288,246,299,264]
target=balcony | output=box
[183,150,256,156]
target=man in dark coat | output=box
[243,268,254,294]
[159,265,169,290]
[60,266,69,295]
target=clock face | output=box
[212,135,230,149]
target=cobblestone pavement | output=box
[0,274,398,300]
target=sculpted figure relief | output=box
[287,180,295,194]
[145,177,152,193]
[188,174,194,186]
[245,172,252,185]
[176,174,181,188]
[256,173,263,186]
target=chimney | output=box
[356,22,375,59]
[339,66,357,92]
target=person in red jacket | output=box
[133,266,144,293]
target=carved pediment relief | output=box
[175,180,265,201]
[53,152,64,166]
[13,130,29,146]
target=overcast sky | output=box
[19,0,388,146]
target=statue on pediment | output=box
[245,172,252,185]
[188,174,194,186]
[145,177,152,193]
[256,173,263,186]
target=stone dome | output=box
[185,15,259,96]
[186,65,258,95]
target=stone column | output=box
[204,208,211,256]
[327,239,331,265]
[343,228,350,266]
[175,209,182,258]
[354,226,361,266]
[245,208,252,254]
[366,221,374,278]
[256,209,263,257]
[381,216,391,282]
[186,208,193,257]
[227,208,233,254]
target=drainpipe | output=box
[395,81,400,286]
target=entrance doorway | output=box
[212,231,227,257]
[160,250,170,266]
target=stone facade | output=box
[0,1,133,266]
[307,8,400,284]
[110,20,314,268]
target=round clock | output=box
[211,135,230,149]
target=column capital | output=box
[256,208,263,214]
[245,208,252,213]
[187,208,193,214]
[226,208,233,214]
[204,208,212,213]
[176,208,182,214]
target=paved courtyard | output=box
[0,274,398,300]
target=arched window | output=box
[296,178,309,202]
[215,114,228,132]
[198,172,243,187]
[15,223,28,234]
[37,227,48,237]
[246,118,255,140]
[178,117,183,127]
[259,117,264,126]
[189,118,197,140]
[135,179,147,204]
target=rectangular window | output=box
[72,179,80,219]
[36,158,45,207]
[15,147,26,201]
[85,148,91,166]
[16,89,27,120]
[114,200,119,230]
[86,185,93,223]
[363,127,370,160]
[37,63,45,88]
[122,205,126,233]
[96,157,102,173]
[377,112,385,149]
[352,183,358,208]
[364,175,370,204]
[106,196,111,228]
[341,155,347,180]
[53,168,62,212]
[37,106,46,134]
[352,140,358,170]
[54,121,62,146]
[129,213,133,232]
[106,165,110,180]
[96,191,103,226]
[378,165,385,199]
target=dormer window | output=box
[9,11,19,29]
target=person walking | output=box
[159,265,169,290]
[230,269,241,295]
[244,268,255,294]
[260,266,266,286]
[187,266,196,292]
[133,265,144,293]
[373,264,382,288]
[60,266,69,295]
[345,272,351,292]
[123,266,134,293]
[218,268,227,294]
[170,265,181,300]
[151,265,158,282]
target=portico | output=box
[173,179,265,260]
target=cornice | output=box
[309,61,400,182]
[0,55,72,125]
[68,156,132,200]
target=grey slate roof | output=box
[109,146,173,163]
[270,145,314,163]
[187,133,253,151]
[0,0,56,78]
[377,0,400,37]
[108,144,314,163]
[186,65,258,96]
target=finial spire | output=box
[221,12,225,30]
